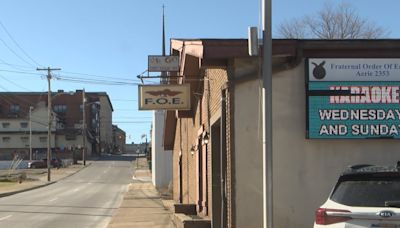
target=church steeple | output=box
[162,5,166,57]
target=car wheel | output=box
[31,164,36,169]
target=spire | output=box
[162,5,166,57]
[161,5,167,84]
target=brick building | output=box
[112,125,126,153]
[163,39,400,228]
[164,39,255,228]
[0,90,113,159]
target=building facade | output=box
[151,110,172,190]
[0,90,113,160]
[164,39,400,228]
[112,125,126,153]
[98,93,114,154]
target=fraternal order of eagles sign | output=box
[306,58,400,139]
[138,84,191,110]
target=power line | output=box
[0,73,31,91]
[112,121,152,124]
[0,36,35,67]
[0,57,34,71]
[55,76,140,86]
[60,71,139,82]
[112,99,138,102]
[0,20,42,67]
[0,68,43,76]
[115,109,139,111]
[113,116,151,119]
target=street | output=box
[0,155,134,228]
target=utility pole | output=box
[29,106,33,161]
[82,89,86,166]
[37,67,61,182]
[262,0,273,228]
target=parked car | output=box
[314,163,400,227]
[28,158,62,169]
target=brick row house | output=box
[162,39,400,227]
[0,90,114,160]
[164,39,261,228]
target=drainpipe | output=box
[221,86,227,228]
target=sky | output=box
[0,0,399,145]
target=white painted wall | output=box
[234,77,263,228]
[151,110,172,189]
[272,61,400,227]
[0,104,56,149]
[232,57,400,227]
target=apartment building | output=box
[0,90,113,160]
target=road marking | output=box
[0,215,12,221]
[49,197,58,202]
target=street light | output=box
[82,89,86,166]
[82,89,100,166]
[29,106,33,161]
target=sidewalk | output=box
[107,157,176,228]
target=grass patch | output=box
[0,181,17,188]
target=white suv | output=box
[314,164,400,227]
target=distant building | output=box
[112,125,126,153]
[0,90,113,159]
[125,143,148,154]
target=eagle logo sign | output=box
[146,89,182,97]
[312,61,326,80]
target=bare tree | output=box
[277,2,388,39]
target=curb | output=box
[0,163,92,198]
[0,182,54,198]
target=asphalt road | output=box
[0,155,135,228]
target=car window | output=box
[331,177,400,207]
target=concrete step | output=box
[174,213,211,228]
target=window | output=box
[56,122,65,129]
[21,137,29,142]
[2,122,10,128]
[91,103,99,112]
[10,104,20,114]
[39,137,47,143]
[331,177,400,207]
[53,104,67,113]
[2,137,10,142]
[20,122,28,128]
